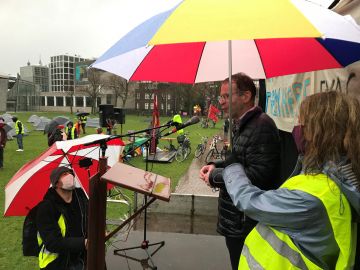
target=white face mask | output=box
[60,174,75,191]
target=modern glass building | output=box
[49,54,87,92]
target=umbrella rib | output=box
[314,38,342,67]
[129,45,155,81]
[253,39,268,78]
[65,145,102,167]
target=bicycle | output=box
[194,135,208,158]
[175,132,191,162]
[200,118,216,129]
[205,135,229,163]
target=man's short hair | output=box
[222,73,256,101]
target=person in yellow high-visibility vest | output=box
[12,116,24,151]
[172,112,184,135]
[65,122,78,140]
[36,166,88,270]
[202,91,360,269]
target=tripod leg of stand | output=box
[114,240,164,270]
[112,196,165,269]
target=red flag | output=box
[150,95,160,153]
[208,104,220,122]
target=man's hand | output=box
[199,164,215,185]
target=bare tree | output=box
[77,68,104,114]
[65,89,75,114]
[107,75,130,107]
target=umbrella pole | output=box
[228,40,233,149]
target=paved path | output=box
[174,139,223,197]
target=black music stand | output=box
[101,144,171,270]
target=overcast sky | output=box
[0,0,334,76]
[0,0,182,76]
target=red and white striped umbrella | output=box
[4,135,125,216]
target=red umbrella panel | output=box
[4,134,125,216]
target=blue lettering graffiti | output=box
[266,78,311,118]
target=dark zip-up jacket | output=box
[36,188,88,270]
[209,106,281,238]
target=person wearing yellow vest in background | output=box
[12,116,24,151]
[202,91,360,269]
[172,112,184,135]
[173,112,186,147]
[36,166,88,270]
[65,121,78,140]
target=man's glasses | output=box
[217,91,245,102]
[217,94,229,102]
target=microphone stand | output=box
[86,123,172,270]
[113,126,172,270]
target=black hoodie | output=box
[36,188,88,270]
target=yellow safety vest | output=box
[38,214,66,269]
[65,126,76,140]
[80,116,87,123]
[240,174,355,270]
[172,114,184,134]
[15,120,24,134]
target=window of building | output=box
[47,96,54,106]
[56,97,64,106]
[150,103,154,109]
[167,103,171,110]
[161,104,164,110]
[86,97,92,107]
[167,94,171,100]
[41,96,45,106]
[145,93,150,99]
[106,94,112,104]
[145,103,149,110]
[65,96,72,106]
[76,97,83,107]
[136,103,139,109]
[64,56,68,61]
[136,93,140,99]
[96,97,101,107]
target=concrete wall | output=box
[0,78,8,112]
[136,193,218,217]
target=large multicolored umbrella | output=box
[92,0,360,83]
[4,134,125,216]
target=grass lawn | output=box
[0,111,222,269]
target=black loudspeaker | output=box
[114,107,125,124]
[99,104,114,127]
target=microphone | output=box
[165,119,180,127]
[162,116,200,136]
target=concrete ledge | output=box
[136,193,218,217]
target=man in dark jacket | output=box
[200,73,281,270]
[0,117,7,169]
[36,166,88,270]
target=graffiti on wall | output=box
[266,78,310,118]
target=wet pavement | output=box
[106,229,230,270]
[105,140,231,269]
[106,212,231,270]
